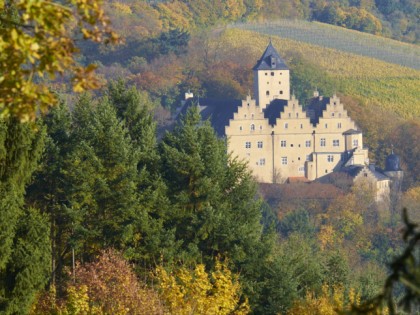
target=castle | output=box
[179,42,402,202]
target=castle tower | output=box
[384,151,404,190]
[253,41,290,110]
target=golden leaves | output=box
[156,258,250,315]
[0,0,121,122]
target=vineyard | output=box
[216,28,420,119]
[232,20,420,70]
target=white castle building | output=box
[179,41,402,202]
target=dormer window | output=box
[271,57,276,68]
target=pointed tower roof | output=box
[253,41,289,71]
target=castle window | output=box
[333,139,340,147]
[267,82,269,84]
[260,125,263,130]
[244,114,247,118]
[265,72,268,75]
[279,81,281,84]
[281,140,287,147]
[300,124,303,129]
[353,139,359,147]
[364,173,368,177]
[291,144,294,147]
[338,123,342,128]
[334,102,337,105]
[296,113,299,118]
[299,166,304,172]
[284,123,288,129]
[258,141,263,148]
[281,157,287,165]
[239,126,242,131]
[327,155,334,162]
[280,72,283,75]
[298,157,300,160]
[250,124,255,131]
[325,123,328,128]
[332,113,335,117]
[266,91,270,96]
[245,142,251,149]
[259,158,266,166]
[280,91,283,94]
[288,113,291,118]
[271,72,274,76]
[251,114,254,119]
[320,138,326,147]
[305,140,311,147]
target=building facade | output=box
[226,42,370,184]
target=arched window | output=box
[266,91,270,96]
[250,124,255,131]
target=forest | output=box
[0,0,419,314]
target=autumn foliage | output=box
[156,258,250,315]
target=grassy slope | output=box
[218,27,420,119]
[233,20,420,70]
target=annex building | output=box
[179,42,402,202]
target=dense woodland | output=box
[0,0,419,314]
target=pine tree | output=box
[0,119,50,314]
[64,95,140,254]
[159,106,274,304]
[27,101,75,288]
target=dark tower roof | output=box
[253,41,289,71]
[385,153,401,172]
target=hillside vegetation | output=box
[233,20,420,70]
[218,28,420,118]
[103,0,419,44]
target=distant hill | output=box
[232,20,420,70]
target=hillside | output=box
[233,20,420,70]
[215,28,420,119]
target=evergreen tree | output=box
[0,119,50,314]
[27,101,73,287]
[64,94,140,255]
[159,106,276,311]
[106,81,177,266]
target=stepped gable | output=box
[253,41,289,71]
[181,97,242,137]
[263,99,288,125]
[306,96,330,126]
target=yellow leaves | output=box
[156,259,250,315]
[0,0,120,122]
[65,285,91,315]
[287,284,360,315]
[318,225,339,251]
